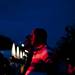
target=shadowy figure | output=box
[53,25,75,75]
[19,35,34,75]
[24,28,54,75]
[19,28,54,75]
[0,35,13,50]
[0,52,16,75]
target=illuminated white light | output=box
[25,50,29,53]
[66,57,70,61]
[20,51,23,58]
[23,52,27,57]
[16,46,19,58]
[12,43,16,57]
[21,44,24,47]
[24,54,27,57]
[23,52,25,56]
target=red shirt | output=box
[25,45,52,75]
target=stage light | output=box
[20,51,23,59]
[23,52,27,57]
[16,46,20,58]
[12,43,16,57]
[25,50,29,53]
[21,43,24,47]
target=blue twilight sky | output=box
[0,0,75,49]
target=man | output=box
[25,28,53,75]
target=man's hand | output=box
[20,64,25,74]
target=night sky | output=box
[0,0,75,57]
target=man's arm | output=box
[20,64,25,74]
[25,62,36,75]
[25,65,34,75]
[41,50,53,64]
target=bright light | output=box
[21,44,24,47]
[12,43,16,57]
[23,52,25,56]
[20,51,23,58]
[25,50,29,53]
[23,52,27,57]
[66,57,70,61]
[16,46,19,58]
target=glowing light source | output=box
[12,43,16,57]
[25,50,29,53]
[66,57,70,61]
[16,46,19,58]
[21,43,24,47]
[20,51,23,58]
[11,43,27,59]
[23,52,25,56]
[23,52,27,57]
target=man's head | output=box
[24,35,32,49]
[31,28,47,46]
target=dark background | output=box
[0,0,75,57]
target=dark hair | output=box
[24,35,32,49]
[33,28,47,45]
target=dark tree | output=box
[0,35,13,50]
[55,25,75,63]
[53,25,75,75]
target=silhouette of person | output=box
[24,28,53,75]
[0,52,15,75]
[53,25,75,75]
